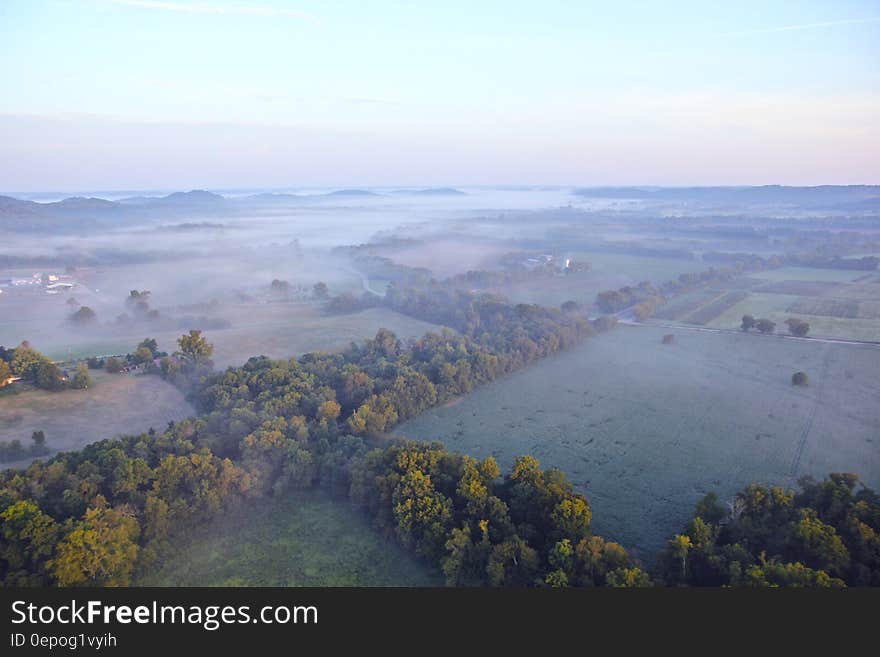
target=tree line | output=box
[0,343,91,392]
[657,474,879,586]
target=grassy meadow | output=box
[139,491,439,587]
[394,325,880,559]
[0,370,194,468]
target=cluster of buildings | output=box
[0,272,76,296]
[520,254,591,274]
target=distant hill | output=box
[394,187,467,196]
[0,195,41,215]
[325,189,380,197]
[165,189,225,202]
[241,192,302,204]
[0,189,230,232]
[0,195,112,231]
[0,195,117,212]
[572,185,880,206]
[158,190,226,205]
[50,196,118,210]
[120,190,227,205]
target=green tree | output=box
[10,343,50,379]
[741,314,756,331]
[0,501,60,586]
[755,318,776,334]
[605,567,652,587]
[788,511,851,578]
[35,362,65,391]
[31,430,47,451]
[175,330,214,373]
[551,497,592,542]
[68,306,97,325]
[392,469,453,562]
[545,569,569,587]
[668,534,693,581]
[105,357,123,373]
[0,359,10,386]
[52,504,140,587]
[137,338,160,357]
[70,363,92,389]
[159,357,180,380]
[785,317,810,337]
[487,537,539,586]
[317,400,341,423]
[133,346,154,365]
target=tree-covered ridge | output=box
[657,474,880,587]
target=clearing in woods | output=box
[138,491,440,586]
[0,370,194,468]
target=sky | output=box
[1,0,879,191]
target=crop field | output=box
[752,280,843,296]
[0,370,194,468]
[394,325,880,560]
[787,297,861,319]
[139,491,439,586]
[654,290,723,321]
[682,290,748,325]
[675,292,795,328]
[705,293,880,341]
[648,265,880,341]
[748,267,868,283]
[826,281,880,300]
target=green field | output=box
[1,304,444,369]
[705,292,799,328]
[576,251,707,283]
[488,252,706,308]
[394,325,880,560]
[0,370,194,468]
[139,491,439,586]
[195,305,445,368]
[704,292,880,341]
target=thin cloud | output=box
[105,1,319,22]
[714,16,880,37]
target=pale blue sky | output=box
[2,0,879,190]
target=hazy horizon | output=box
[2,0,879,191]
